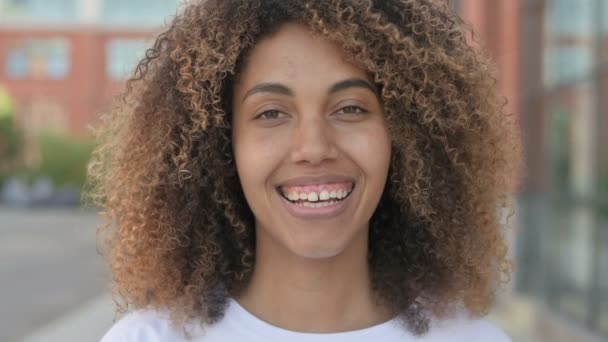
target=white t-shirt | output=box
[100,298,511,341]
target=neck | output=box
[235,223,393,333]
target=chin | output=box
[287,239,347,259]
[296,249,342,259]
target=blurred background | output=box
[0,0,606,341]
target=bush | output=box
[30,133,95,189]
[0,116,23,185]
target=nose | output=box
[289,116,338,165]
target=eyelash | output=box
[255,105,368,120]
[337,105,367,115]
[256,109,285,120]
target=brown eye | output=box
[337,105,367,114]
[256,110,286,120]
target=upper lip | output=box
[277,175,356,188]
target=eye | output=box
[336,105,367,115]
[255,109,288,120]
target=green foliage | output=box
[0,85,14,119]
[31,133,95,189]
[0,116,23,185]
[0,116,22,162]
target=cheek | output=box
[340,123,391,176]
[234,130,284,187]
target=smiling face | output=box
[232,23,391,259]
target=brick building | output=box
[1,0,607,339]
[0,0,180,136]
[460,1,608,340]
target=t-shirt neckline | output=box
[225,298,406,341]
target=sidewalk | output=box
[18,291,603,342]
[21,293,532,342]
[18,294,535,342]
[18,294,116,342]
[487,294,607,342]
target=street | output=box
[0,207,599,342]
[0,207,109,342]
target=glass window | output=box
[544,46,593,87]
[0,0,77,22]
[602,0,608,34]
[4,39,71,80]
[449,0,461,13]
[523,0,608,336]
[102,0,178,25]
[547,106,570,190]
[105,39,147,81]
[6,48,28,78]
[543,0,596,88]
[546,0,594,37]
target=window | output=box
[604,1,608,34]
[6,48,28,78]
[105,39,147,81]
[0,0,77,22]
[4,39,70,80]
[102,0,178,25]
[544,46,593,87]
[449,0,461,14]
[543,0,597,88]
[517,0,608,337]
[546,0,594,37]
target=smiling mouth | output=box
[277,183,355,206]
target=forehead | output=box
[235,23,370,88]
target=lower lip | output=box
[278,189,353,220]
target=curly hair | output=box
[87,0,523,335]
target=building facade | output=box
[1,0,607,339]
[460,0,608,340]
[0,0,180,136]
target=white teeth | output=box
[283,187,353,203]
[307,192,319,202]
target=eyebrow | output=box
[328,78,378,96]
[241,78,379,103]
[241,83,294,103]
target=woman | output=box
[92,0,523,340]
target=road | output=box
[0,207,109,342]
[0,207,590,342]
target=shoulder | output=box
[100,309,191,342]
[459,319,511,341]
[425,316,511,342]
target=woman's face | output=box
[232,23,391,259]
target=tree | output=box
[0,86,22,183]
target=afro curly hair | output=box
[87,0,524,335]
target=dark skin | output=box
[231,23,394,332]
